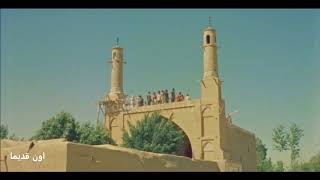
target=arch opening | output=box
[179,135,192,158]
[160,115,193,158]
[121,113,193,159]
[206,35,210,44]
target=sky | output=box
[1,9,320,165]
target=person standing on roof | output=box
[171,88,175,102]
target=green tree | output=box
[256,138,267,164]
[32,111,80,141]
[77,122,115,145]
[309,152,320,171]
[288,123,304,165]
[122,112,186,155]
[262,158,274,172]
[293,151,320,172]
[272,123,303,167]
[256,137,274,171]
[0,125,26,141]
[273,161,285,172]
[272,125,288,152]
[0,124,9,139]
[32,111,115,145]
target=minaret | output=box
[203,16,218,79]
[108,38,125,101]
[200,17,229,161]
[201,17,222,105]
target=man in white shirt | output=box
[185,94,191,101]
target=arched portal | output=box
[109,109,198,160]
[159,115,193,159]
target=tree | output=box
[272,125,288,152]
[288,123,304,165]
[122,112,186,155]
[256,137,274,171]
[32,111,115,145]
[272,123,303,167]
[261,158,274,172]
[256,138,267,164]
[0,124,9,139]
[272,123,303,168]
[273,161,285,172]
[32,111,80,142]
[0,124,25,141]
[309,152,320,171]
[77,122,115,145]
[293,151,320,172]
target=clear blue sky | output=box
[1,9,319,165]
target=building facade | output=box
[98,21,257,171]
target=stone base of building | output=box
[1,139,223,172]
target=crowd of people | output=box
[127,88,191,109]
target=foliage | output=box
[32,111,80,142]
[77,122,115,145]
[122,112,186,155]
[272,123,303,166]
[291,152,320,172]
[288,123,304,165]
[272,125,288,152]
[0,124,9,139]
[32,111,115,145]
[256,138,267,163]
[260,158,274,172]
[273,161,285,172]
[0,125,24,141]
[256,137,274,171]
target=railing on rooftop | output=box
[124,100,194,113]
